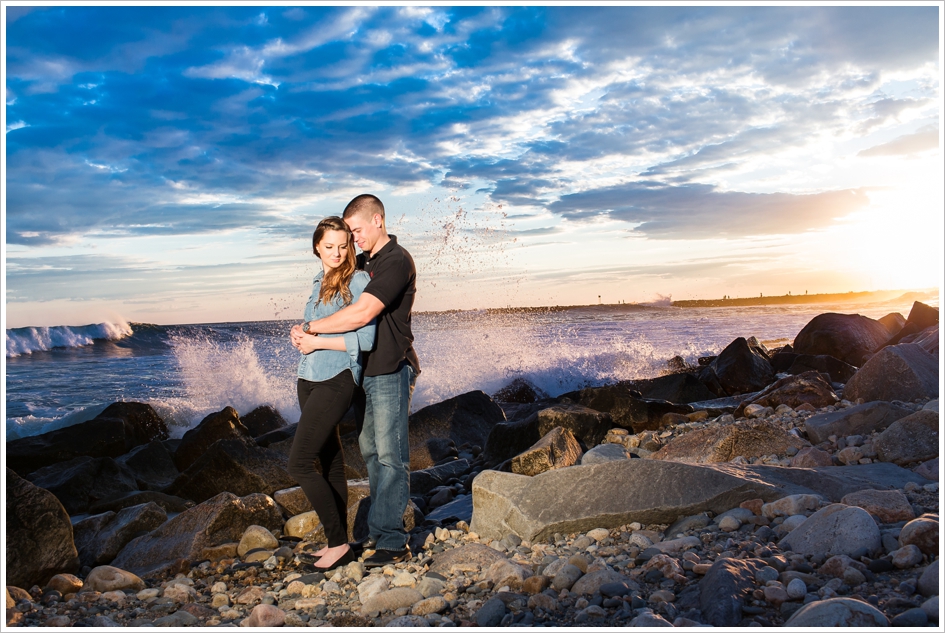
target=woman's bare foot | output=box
[311,545,329,557]
[314,543,351,569]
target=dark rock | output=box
[240,406,288,438]
[709,338,775,396]
[734,371,838,416]
[110,491,283,578]
[699,558,767,627]
[844,344,939,402]
[687,393,758,417]
[651,419,807,464]
[786,355,858,384]
[173,407,251,472]
[900,324,939,357]
[793,313,890,366]
[6,468,80,589]
[254,423,297,448]
[74,502,167,567]
[510,426,584,476]
[483,403,612,464]
[804,401,914,445]
[875,409,939,465]
[407,391,506,469]
[88,490,193,515]
[115,440,179,491]
[166,438,296,503]
[424,494,473,524]
[621,373,716,404]
[493,378,549,404]
[27,456,139,515]
[770,352,799,373]
[410,459,472,496]
[557,384,692,433]
[6,403,168,476]
[411,437,459,472]
[475,597,506,627]
[878,301,939,350]
[891,607,928,627]
[878,312,907,336]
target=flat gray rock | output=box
[580,443,630,465]
[780,504,881,558]
[804,401,913,445]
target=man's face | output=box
[345,212,383,253]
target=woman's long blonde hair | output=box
[312,216,357,306]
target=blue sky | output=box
[3,4,942,327]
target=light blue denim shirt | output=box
[297,269,376,385]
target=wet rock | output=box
[734,371,838,416]
[785,596,889,626]
[790,447,834,468]
[410,459,471,496]
[707,337,775,396]
[27,456,139,515]
[793,313,891,366]
[875,409,939,466]
[173,406,251,472]
[651,419,807,464]
[471,459,786,541]
[918,561,939,597]
[408,390,506,469]
[492,378,548,404]
[786,354,858,384]
[557,384,692,433]
[6,403,168,475]
[779,504,881,557]
[484,403,611,464]
[5,468,79,589]
[115,440,180,491]
[699,558,768,627]
[804,401,913,445]
[167,438,296,503]
[241,406,288,438]
[240,603,285,627]
[844,344,939,403]
[84,565,145,592]
[511,426,583,476]
[899,515,938,555]
[74,502,168,567]
[580,443,630,465]
[840,489,915,523]
[111,491,282,578]
[623,372,718,404]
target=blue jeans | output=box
[357,362,417,550]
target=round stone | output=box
[237,525,279,557]
[786,578,807,599]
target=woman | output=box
[288,216,375,571]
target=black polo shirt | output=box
[359,235,421,377]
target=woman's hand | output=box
[297,333,322,354]
[290,323,307,350]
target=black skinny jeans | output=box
[288,371,355,547]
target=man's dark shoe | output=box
[351,536,377,556]
[362,546,411,568]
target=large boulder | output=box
[73,502,168,568]
[26,456,139,515]
[804,401,914,445]
[407,391,506,470]
[706,337,775,396]
[651,420,808,464]
[483,403,612,465]
[166,438,296,504]
[622,373,717,404]
[793,313,890,366]
[116,440,180,491]
[779,504,881,557]
[786,355,858,384]
[878,301,939,349]
[785,597,889,626]
[110,492,283,578]
[470,459,786,542]
[173,407,251,472]
[88,490,193,515]
[6,469,80,589]
[240,405,288,438]
[492,378,549,404]
[556,384,692,433]
[6,403,168,476]
[875,409,939,465]
[901,323,939,357]
[733,371,838,417]
[510,426,584,476]
[878,312,907,337]
[842,344,939,402]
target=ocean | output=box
[4,296,933,441]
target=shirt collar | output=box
[366,234,397,262]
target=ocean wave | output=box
[6,320,134,357]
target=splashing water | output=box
[6,320,133,357]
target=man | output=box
[302,194,420,567]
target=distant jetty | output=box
[672,289,936,308]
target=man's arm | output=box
[306,292,385,334]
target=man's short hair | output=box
[343,194,385,221]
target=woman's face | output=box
[315,229,349,270]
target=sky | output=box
[3,3,943,328]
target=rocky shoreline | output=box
[6,302,940,627]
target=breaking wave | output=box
[6,320,134,357]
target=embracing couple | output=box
[288,194,420,572]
